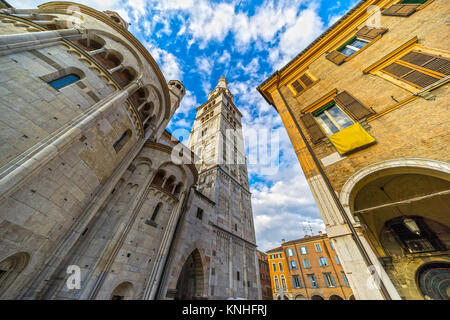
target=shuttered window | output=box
[337,37,369,57]
[291,73,314,94]
[313,102,354,136]
[326,26,388,65]
[333,91,375,120]
[381,51,450,89]
[355,26,388,41]
[300,113,326,143]
[382,1,426,17]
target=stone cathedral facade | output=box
[0,1,260,300]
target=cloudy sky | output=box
[14,0,358,251]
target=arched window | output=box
[281,275,287,290]
[274,276,279,290]
[151,203,162,221]
[152,170,165,187]
[164,176,176,193]
[47,74,80,90]
[173,182,183,196]
[113,130,132,153]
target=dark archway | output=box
[175,249,204,300]
[329,294,344,300]
[352,171,450,299]
[417,262,450,300]
[0,252,30,297]
[311,295,324,300]
[348,294,355,300]
[110,281,134,300]
[295,294,307,300]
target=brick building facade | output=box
[257,250,273,300]
[258,0,449,300]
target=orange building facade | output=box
[257,250,273,300]
[267,247,292,300]
[281,233,354,300]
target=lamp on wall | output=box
[403,217,421,236]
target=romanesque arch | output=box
[340,158,450,300]
[174,249,205,300]
[110,281,134,300]
[0,252,30,297]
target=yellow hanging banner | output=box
[328,123,375,154]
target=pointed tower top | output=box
[217,75,228,89]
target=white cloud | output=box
[195,56,214,76]
[251,160,324,252]
[217,50,231,65]
[269,5,325,69]
[145,42,184,80]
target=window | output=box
[334,255,341,265]
[290,73,315,94]
[313,102,354,136]
[289,260,297,270]
[329,241,335,250]
[302,259,311,269]
[274,276,280,290]
[300,246,308,255]
[286,248,294,257]
[387,216,445,253]
[381,51,450,89]
[113,130,132,153]
[47,73,80,89]
[323,273,336,287]
[315,243,322,252]
[292,275,302,288]
[307,274,318,288]
[278,262,283,272]
[318,257,328,267]
[151,203,161,221]
[281,275,287,290]
[234,224,237,232]
[277,253,282,258]
[338,36,369,57]
[237,271,240,281]
[196,208,203,220]
[341,272,350,287]
[382,0,428,17]
[272,263,276,272]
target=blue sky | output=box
[16,0,358,251]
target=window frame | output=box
[313,101,355,136]
[288,70,318,96]
[364,39,450,94]
[337,36,370,57]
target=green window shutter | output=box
[355,26,388,41]
[326,50,347,65]
[381,3,420,17]
[334,91,374,120]
[300,113,326,143]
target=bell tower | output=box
[187,76,259,299]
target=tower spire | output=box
[217,75,228,89]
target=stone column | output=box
[143,190,188,300]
